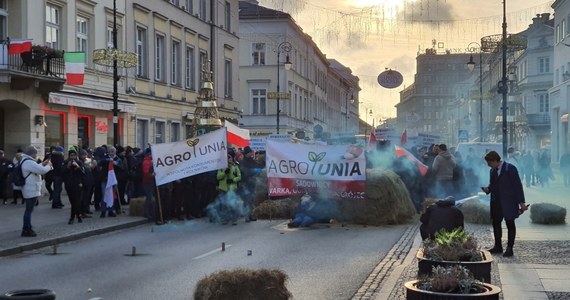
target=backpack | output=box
[12,158,32,187]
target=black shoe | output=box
[100,212,106,218]
[488,246,503,254]
[68,218,74,225]
[77,216,82,223]
[21,230,37,237]
[35,199,39,206]
[503,247,514,257]
[108,212,117,217]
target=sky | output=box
[257,0,555,123]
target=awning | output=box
[48,91,136,113]
[561,113,569,123]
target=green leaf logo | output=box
[309,151,326,173]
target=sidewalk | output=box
[0,193,147,257]
[373,170,570,300]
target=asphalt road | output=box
[0,218,408,299]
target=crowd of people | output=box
[0,144,267,236]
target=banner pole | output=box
[154,180,164,224]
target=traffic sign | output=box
[267,92,291,99]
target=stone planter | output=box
[405,280,501,299]
[417,248,493,283]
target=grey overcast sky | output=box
[257,0,554,123]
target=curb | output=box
[0,219,148,257]
[352,222,419,300]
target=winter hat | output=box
[116,146,125,155]
[55,146,64,152]
[78,149,88,156]
[24,145,38,156]
[68,148,77,155]
[243,146,253,155]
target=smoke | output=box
[206,191,249,224]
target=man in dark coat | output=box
[419,196,464,240]
[482,151,528,257]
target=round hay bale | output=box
[252,198,298,220]
[530,203,567,224]
[193,268,292,300]
[340,168,415,226]
[128,197,146,217]
[458,199,491,224]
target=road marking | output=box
[193,245,232,260]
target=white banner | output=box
[266,140,366,199]
[151,128,228,186]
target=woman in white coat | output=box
[20,145,52,237]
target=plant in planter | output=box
[405,265,501,299]
[417,228,493,283]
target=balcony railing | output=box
[0,45,65,79]
[526,113,550,126]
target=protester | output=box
[141,148,155,221]
[419,196,464,240]
[10,149,24,205]
[20,145,52,237]
[0,150,11,205]
[63,148,85,224]
[211,153,242,225]
[42,146,55,202]
[50,146,65,209]
[430,144,456,198]
[78,149,95,217]
[98,146,120,218]
[239,146,262,222]
[482,150,527,257]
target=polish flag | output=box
[368,128,377,151]
[400,129,408,146]
[104,160,118,208]
[8,39,33,55]
[394,145,428,176]
[225,121,250,148]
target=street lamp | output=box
[368,109,373,133]
[500,0,508,157]
[466,42,484,142]
[93,0,137,146]
[276,41,292,134]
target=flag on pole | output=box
[225,121,250,148]
[400,129,408,146]
[8,39,33,55]
[104,160,118,208]
[394,145,428,176]
[368,128,377,150]
[64,52,85,85]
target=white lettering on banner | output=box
[152,128,228,186]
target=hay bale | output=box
[193,268,292,300]
[129,197,146,217]
[339,168,415,226]
[530,203,567,224]
[458,199,491,224]
[252,198,297,220]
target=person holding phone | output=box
[482,150,528,257]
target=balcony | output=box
[526,113,550,127]
[0,45,66,93]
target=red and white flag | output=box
[368,128,377,150]
[225,121,250,148]
[394,145,428,176]
[400,129,408,146]
[8,39,33,55]
[104,160,118,208]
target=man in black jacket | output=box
[420,196,464,240]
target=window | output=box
[185,124,193,139]
[538,57,550,73]
[185,46,195,89]
[252,89,267,115]
[252,43,265,65]
[0,1,7,41]
[184,0,193,13]
[169,0,179,5]
[46,5,61,49]
[76,16,88,55]
[199,0,206,20]
[539,94,549,113]
[224,2,231,31]
[155,121,165,144]
[107,27,114,48]
[136,26,147,77]
[224,59,232,97]
[136,119,149,150]
[171,40,180,85]
[170,122,180,142]
[155,34,165,81]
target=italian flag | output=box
[64,52,85,85]
[8,39,32,55]
[225,121,250,148]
